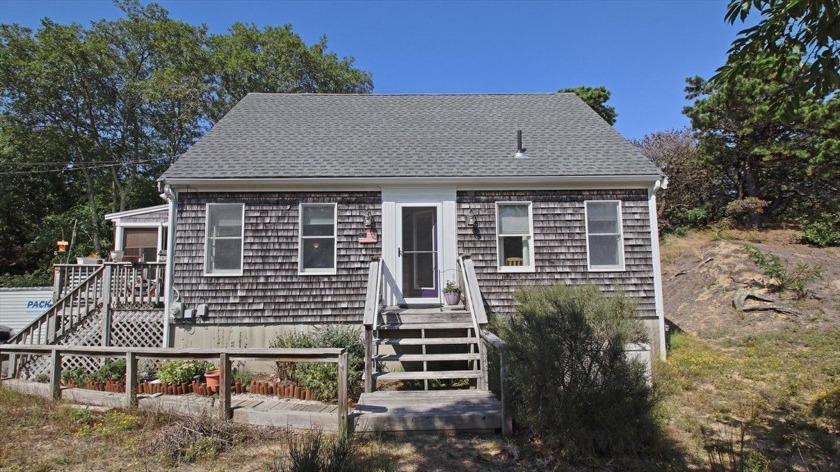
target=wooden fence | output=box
[0,345,349,433]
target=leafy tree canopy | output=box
[714,0,839,107]
[0,0,373,281]
[559,86,618,125]
[685,52,839,226]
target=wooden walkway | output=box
[353,390,503,433]
[2,379,342,431]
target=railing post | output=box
[499,347,512,437]
[338,351,349,437]
[102,265,113,347]
[52,266,63,302]
[478,339,489,390]
[125,351,138,409]
[364,328,373,393]
[219,353,232,420]
[50,349,62,400]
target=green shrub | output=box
[61,366,89,385]
[724,197,768,228]
[233,368,253,385]
[270,326,364,402]
[92,359,126,382]
[743,245,822,299]
[156,360,214,385]
[798,213,840,247]
[498,284,657,457]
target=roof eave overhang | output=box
[160,175,664,192]
[104,204,169,221]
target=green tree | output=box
[208,23,373,122]
[715,0,839,104]
[558,86,618,125]
[684,53,839,227]
[0,0,373,281]
[634,128,726,235]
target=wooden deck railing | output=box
[8,266,105,346]
[0,344,350,435]
[362,258,384,393]
[480,330,513,437]
[53,263,102,301]
[53,262,165,309]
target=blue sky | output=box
[0,0,747,140]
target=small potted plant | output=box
[443,281,462,305]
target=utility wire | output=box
[0,158,165,175]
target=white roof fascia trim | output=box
[105,204,169,221]
[164,175,663,192]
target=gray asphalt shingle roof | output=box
[161,93,661,180]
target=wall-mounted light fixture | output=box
[363,211,373,229]
[467,210,477,227]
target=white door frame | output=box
[381,188,457,306]
[396,203,443,305]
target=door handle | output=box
[398,248,402,257]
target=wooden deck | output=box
[353,390,503,433]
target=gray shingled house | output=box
[156,93,666,397]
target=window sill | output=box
[203,271,244,277]
[497,266,535,274]
[587,266,626,272]
[298,269,338,276]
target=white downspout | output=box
[162,184,178,348]
[648,178,667,359]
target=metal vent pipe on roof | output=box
[514,130,529,159]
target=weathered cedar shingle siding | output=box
[119,209,168,224]
[175,192,381,324]
[457,190,656,319]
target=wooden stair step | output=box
[373,353,481,362]
[377,322,474,330]
[377,337,477,346]
[373,370,482,381]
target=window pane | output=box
[587,202,619,233]
[499,205,530,234]
[501,236,529,266]
[589,235,619,267]
[209,206,243,237]
[302,237,335,269]
[303,206,335,236]
[211,238,242,271]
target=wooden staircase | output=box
[371,305,482,390]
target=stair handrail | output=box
[8,266,105,346]
[363,258,384,331]
[458,255,488,329]
[362,258,384,393]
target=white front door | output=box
[396,203,442,305]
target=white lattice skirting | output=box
[19,309,164,380]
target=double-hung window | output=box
[585,201,625,271]
[204,203,245,276]
[496,202,534,272]
[299,203,337,275]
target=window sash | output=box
[204,204,244,276]
[496,202,534,271]
[299,204,337,274]
[585,201,624,271]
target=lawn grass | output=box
[655,328,840,470]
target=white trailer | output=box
[0,287,53,336]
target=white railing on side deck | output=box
[108,262,165,308]
[9,266,105,346]
[457,255,488,338]
[362,258,384,393]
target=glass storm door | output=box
[398,206,440,304]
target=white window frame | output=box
[584,200,625,272]
[495,201,535,273]
[298,203,338,276]
[203,203,245,277]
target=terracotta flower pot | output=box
[204,370,220,393]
